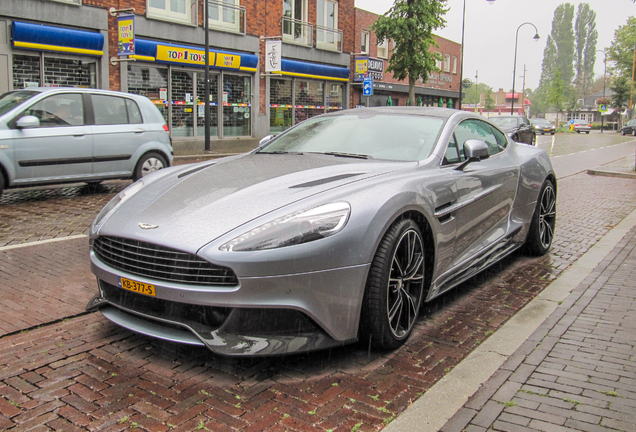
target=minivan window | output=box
[0,90,37,117]
[92,95,129,125]
[126,99,143,124]
[16,93,84,128]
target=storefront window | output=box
[223,74,251,137]
[171,70,195,137]
[327,83,343,110]
[196,73,219,138]
[270,78,292,133]
[294,79,323,124]
[12,55,40,89]
[44,57,96,88]
[127,64,169,126]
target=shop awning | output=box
[12,21,104,57]
[505,93,519,98]
[280,59,350,82]
[132,38,258,72]
[602,108,615,116]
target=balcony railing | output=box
[282,17,313,47]
[316,25,342,52]
[208,0,246,35]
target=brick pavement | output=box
[0,171,634,430]
[441,224,636,432]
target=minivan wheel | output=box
[134,152,167,182]
[0,172,4,196]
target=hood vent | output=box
[289,173,363,189]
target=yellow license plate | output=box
[544,129,551,132]
[120,277,156,296]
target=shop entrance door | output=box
[170,69,195,138]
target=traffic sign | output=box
[599,104,608,113]
[363,77,373,96]
[462,78,472,89]
[569,119,575,124]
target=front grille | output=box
[93,236,238,286]
[100,281,230,334]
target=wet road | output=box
[0,133,635,431]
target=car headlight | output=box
[220,202,351,252]
[90,180,146,236]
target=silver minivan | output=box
[0,88,173,194]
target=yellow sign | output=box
[356,58,368,75]
[117,15,135,56]
[156,45,215,66]
[215,54,241,69]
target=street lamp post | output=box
[597,50,607,133]
[510,22,540,115]
[457,0,497,110]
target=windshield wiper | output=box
[321,152,372,160]
[258,151,304,155]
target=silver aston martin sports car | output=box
[87,107,557,356]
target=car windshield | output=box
[259,112,445,161]
[531,119,551,126]
[0,90,38,117]
[490,117,519,127]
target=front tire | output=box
[133,152,167,182]
[524,179,556,256]
[360,219,426,350]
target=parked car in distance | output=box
[531,118,556,135]
[87,107,557,356]
[0,88,173,195]
[621,119,636,136]
[572,119,591,134]
[489,115,536,145]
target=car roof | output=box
[325,106,464,120]
[20,87,144,99]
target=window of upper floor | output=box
[208,0,244,33]
[147,0,195,25]
[48,0,81,5]
[361,31,370,55]
[444,54,451,73]
[452,56,458,74]
[377,38,389,59]
[282,0,311,46]
[316,0,340,51]
[435,51,442,70]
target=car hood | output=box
[98,153,413,253]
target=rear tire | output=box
[586,131,590,134]
[0,171,4,196]
[622,129,626,135]
[360,219,426,350]
[524,179,556,256]
[133,152,167,182]
[633,129,636,136]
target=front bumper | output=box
[88,252,369,356]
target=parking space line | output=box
[0,234,88,251]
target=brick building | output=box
[351,8,462,109]
[1,0,353,151]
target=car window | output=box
[454,119,503,157]
[490,117,519,128]
[442,133,465,165]
[14,93,84,128]
[489,125,508,151]
[125,99,143,124]
[92,95,130,125]
[522,117,530,125]
[0,90,38,117]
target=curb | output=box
[383,205,636,432]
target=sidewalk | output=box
[386,205,636,431]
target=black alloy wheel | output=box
[360,219,426,350]
[524,179,556,256]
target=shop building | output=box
[352,8,462,109]
[1,0,355,151]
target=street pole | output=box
[630,42,636,121]
[457,0,466,110]
[204,0,210,151]
[511,23,539,115]
[597,50,606,133]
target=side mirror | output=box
[259,134,275,148]
[16,115,40,129]
[455,139,490,171]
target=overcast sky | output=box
[355,0,635,92]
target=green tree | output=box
[549,70,567,126]
[607,17,636,79]
[574,3,598,98]
[552,3,576,86]
[484,90,495,112]
[371,0,448,106]
[464,82,493,105]
[610,75,630,125]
